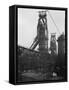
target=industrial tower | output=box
[50,33,56,55]
[30,11,48,53]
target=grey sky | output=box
[18,8,65,50]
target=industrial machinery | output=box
[30,10,62,55]
[30,11,48,53]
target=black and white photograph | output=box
[0,0,69,89]
[9,5,67,85]
[17,6,67,83]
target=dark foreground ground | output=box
[17,68,65,83]
[17,46,66,83]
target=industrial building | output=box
[17,11,65,81]
[57,33,65,55]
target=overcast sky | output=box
[18,8,65,50]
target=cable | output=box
[47,10,61,35]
